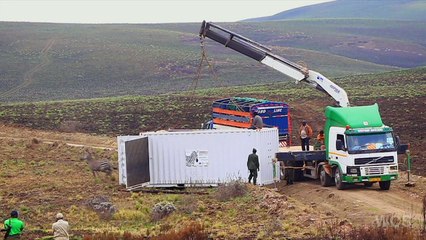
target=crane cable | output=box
[154,36,249,131]
[190,36,223,92]
[154,36,221,131]
[191,37,244,113]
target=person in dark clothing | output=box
[247,148,260,185]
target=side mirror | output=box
[336,139,345,151]
[397,144,408,154]
[395,135,400,147]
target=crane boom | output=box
[199,21,350,107]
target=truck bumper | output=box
[342,174,398,183]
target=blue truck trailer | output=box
[205,97,292,145]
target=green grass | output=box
[0,67,424,135]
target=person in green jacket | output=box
[2,210,24,239]
[247,148,260,185]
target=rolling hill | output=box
[245,0,426,22]
[0,20,424,103]
[0,66,425,174]
[0,66,424,135]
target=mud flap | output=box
[323,162,333,177]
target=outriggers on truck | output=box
[199,21,405,190]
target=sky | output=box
[0,0,333,24]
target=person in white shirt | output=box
[52,213,69,240]
[299,120,313,151]
[251,111,263,129]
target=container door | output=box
[125,137,150,188]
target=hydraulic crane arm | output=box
[199,21,350,107]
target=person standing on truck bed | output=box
[299,120,313,151]
[247,148,260,185]
[250,111,263,129]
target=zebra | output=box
[81,150,113,178]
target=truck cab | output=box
[325,104,398,190]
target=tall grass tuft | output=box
[214,180,248,202]
[312,217,424,240]
[82,222,208,240]
[153,221,208,240]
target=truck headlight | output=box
[390,165,398,172]
[346,166,360,175]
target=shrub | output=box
[153,221,208,240]
[343,226,422,240]
[86,196,117,220]
[59,120,83,132]
[311,218,424,240]
[214,180,248,202]
[151,201,176,222]
[82,232,141,240]
[178,195,198,214]
[83,222,208,240]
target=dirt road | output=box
[277,175,425,227]
[0,124,116,149]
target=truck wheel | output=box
[364,182,374,187]
[334,167,346,190]
[379,181,391,190]
[320,166,333,187]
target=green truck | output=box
[199,21,407,190]
[276,104,400,190]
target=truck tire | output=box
[320,166,333,187]
[364,182,374,187]
[334,167,346,190]
[379,181,391,190]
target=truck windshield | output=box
[347,132,395,153]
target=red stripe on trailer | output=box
[213,118,252,128]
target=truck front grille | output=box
[365,166,385,175]
[355,156,394,165]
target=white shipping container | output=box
[118,128,280,188]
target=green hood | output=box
[325,103,383,129]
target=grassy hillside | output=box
[246,0,426,22]
[1,20,425,103]
[0,66,424,134]
[239,20,426,68]
[0,66,425,174]
[0,70,425,239]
